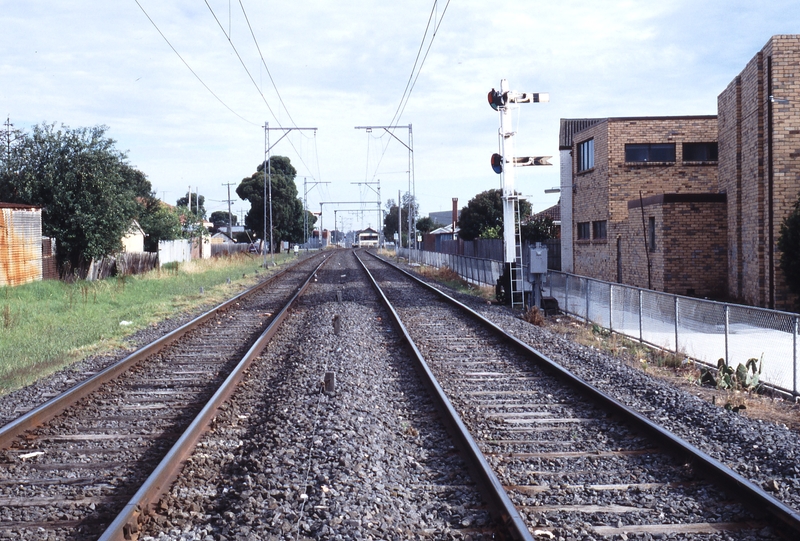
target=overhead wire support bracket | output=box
[263,125,318,267]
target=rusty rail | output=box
[0,254,323,450]
[365,251,800,538]
[354,251,534,541]
[98,254,329,540]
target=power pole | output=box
[222,182,236,239]
[355,124,414,252]
[263,123,317,266]
[304,177,330,246]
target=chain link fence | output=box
[547,271,799,397]
[397,248,798,396]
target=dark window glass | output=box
[577,139,594,172]
[625,143,676,163]
[577,222,590,240]
[592,220,607,240]
[648,217,656,252]
[683,142,718,162]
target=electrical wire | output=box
[204,0,318,178]
[133,0,257,126]
[238,0,302,132]
[366,0,451,182]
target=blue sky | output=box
[2,1,799,232]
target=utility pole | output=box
[355,124,414,252]
[263,123,317,266]
[351,179,381,247]
[222,182,237,239]
[304,177,330,246]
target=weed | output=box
[701,356,763,392]
[2,305,11,328]
[522,306,545,326]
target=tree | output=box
[383,193,418,242]
[521,216,558,243]
[210,210,237,231]
[176,192,206,219]
[778,195,800,302]
[458,189,532,241]
[416,216,442,234]
[0,123,143,273]
[137,197,183,252]
[236,156,305,249]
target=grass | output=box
[0,252,298,394]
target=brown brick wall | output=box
[718,35,800,310]
[572,117,719,284]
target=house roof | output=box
[0,202,40,210]
[559,118,603,150]
[429,224,459,235]
[532,202,560,223]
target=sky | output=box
[2,1,800,234]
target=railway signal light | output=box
[491,153,503,174]
[488,89,507,111]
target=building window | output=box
[577,222,590,240]
[648,217,656,252]
[683,142,718,162]
[577,138,594,172]
[592,220,607,240]
[625,143,676,163]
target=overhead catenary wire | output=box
[133,0,257,126]
[203,0,318,179]
[366,0,451,183]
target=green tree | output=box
[383,194,418,243]
[458,189,532,241]
[210,210,237,231]
[0,123,143,273]
[778,195,800,301]
[236,156,305,249]
[416,216,442,234]
[521,216,558,243]
[176,192,206,219]
[137,198,183,252]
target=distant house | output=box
[211,232,235,244]
[531,201,561,239]
[121,220,147,253]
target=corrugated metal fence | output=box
[0,206,42,286]
[159,240,192,266]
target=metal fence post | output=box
[724,305,730,368]
[609,286,614,332]
[565,274,570,316]
[638,289,644,342]
[794,315,798,396]
[674,296,679,354]
[586,279,591,323]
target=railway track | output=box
[0,253,327,540]
[357,250,800,540]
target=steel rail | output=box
[0,253,324,450]
[98,254,329,541]
[354,251,533,541]
[366,251,800,537]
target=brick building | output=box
[719,35,800,310]
[560,35,800,309]
[563,116,723,296]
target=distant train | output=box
[352,227,379,249]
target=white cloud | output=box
[2,0,800,221]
